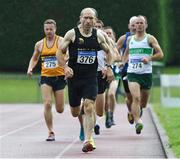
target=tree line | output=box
[0,0,178,72]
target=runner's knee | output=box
[44,100,52,110]
[71,107,80,117]
[133,96,140,103]
[109,93,115,99]
[126,94,132,105]
[140,100,148,108]
[83,99,95,115]
[56,105,64,113]
[96,111,103,117]
[71,111,79,117]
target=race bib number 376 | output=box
[77,51,96,64]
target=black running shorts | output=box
[67,77,98,107]
[40,76,66,91]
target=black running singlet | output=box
[68,27,100,78]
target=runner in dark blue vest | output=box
[116,16,137,124]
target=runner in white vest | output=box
[122,15,164,134]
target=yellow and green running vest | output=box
[41,35,64,77]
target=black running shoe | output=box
[110,112,115,126]
[105,112,112,128]
[94,124,100,135]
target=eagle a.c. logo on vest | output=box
[78,38,84,45]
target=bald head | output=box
[128,16,137,34]
[79,7,97,31]
[137,15,147,24]
[80,8,97,18]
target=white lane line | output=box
[55,137,79,159]
[0,107,70,140]
[0,119,43,139]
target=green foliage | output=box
[168,0,180,65]
[158,0,169,64]
[1,0,174,72]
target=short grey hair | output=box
[129,16,137,24]
[80,7,98,18]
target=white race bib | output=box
[77,51,96,64]
[44,57,57,68]
[129,58,144,72]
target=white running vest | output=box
[97,50,106,71]
[127,34,153,74]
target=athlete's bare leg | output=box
[41,84,53,133]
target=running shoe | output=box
[111,119,115,125]
[46,132,55,141]
[110,112,115,125]
[94,124,100,135]
[105,112,112,128]
[135,123,143,134]
[127,112,134,124]
[82,141,94,152]
[90,137,96,150]
[79,127,85,141]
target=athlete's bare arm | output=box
[122,36,131,65]
[97,30,112,64]
[56,29,75,79]
[100,30,120,62]
[142,35,164,64]
[56,30,74,66]
[110,39,121,62]
[116,35,126,51]
[57,36,69,62]
[97,30,114,82]
[149,35,164,60]
[27,41,42,77]
[100,29,121,62]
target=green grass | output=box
[0,74,68,103]
[162,67,180,74]
[151,84,180,157]
[153,104,180,157]
[0,79,41,103]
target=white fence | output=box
[160,74,180,107]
